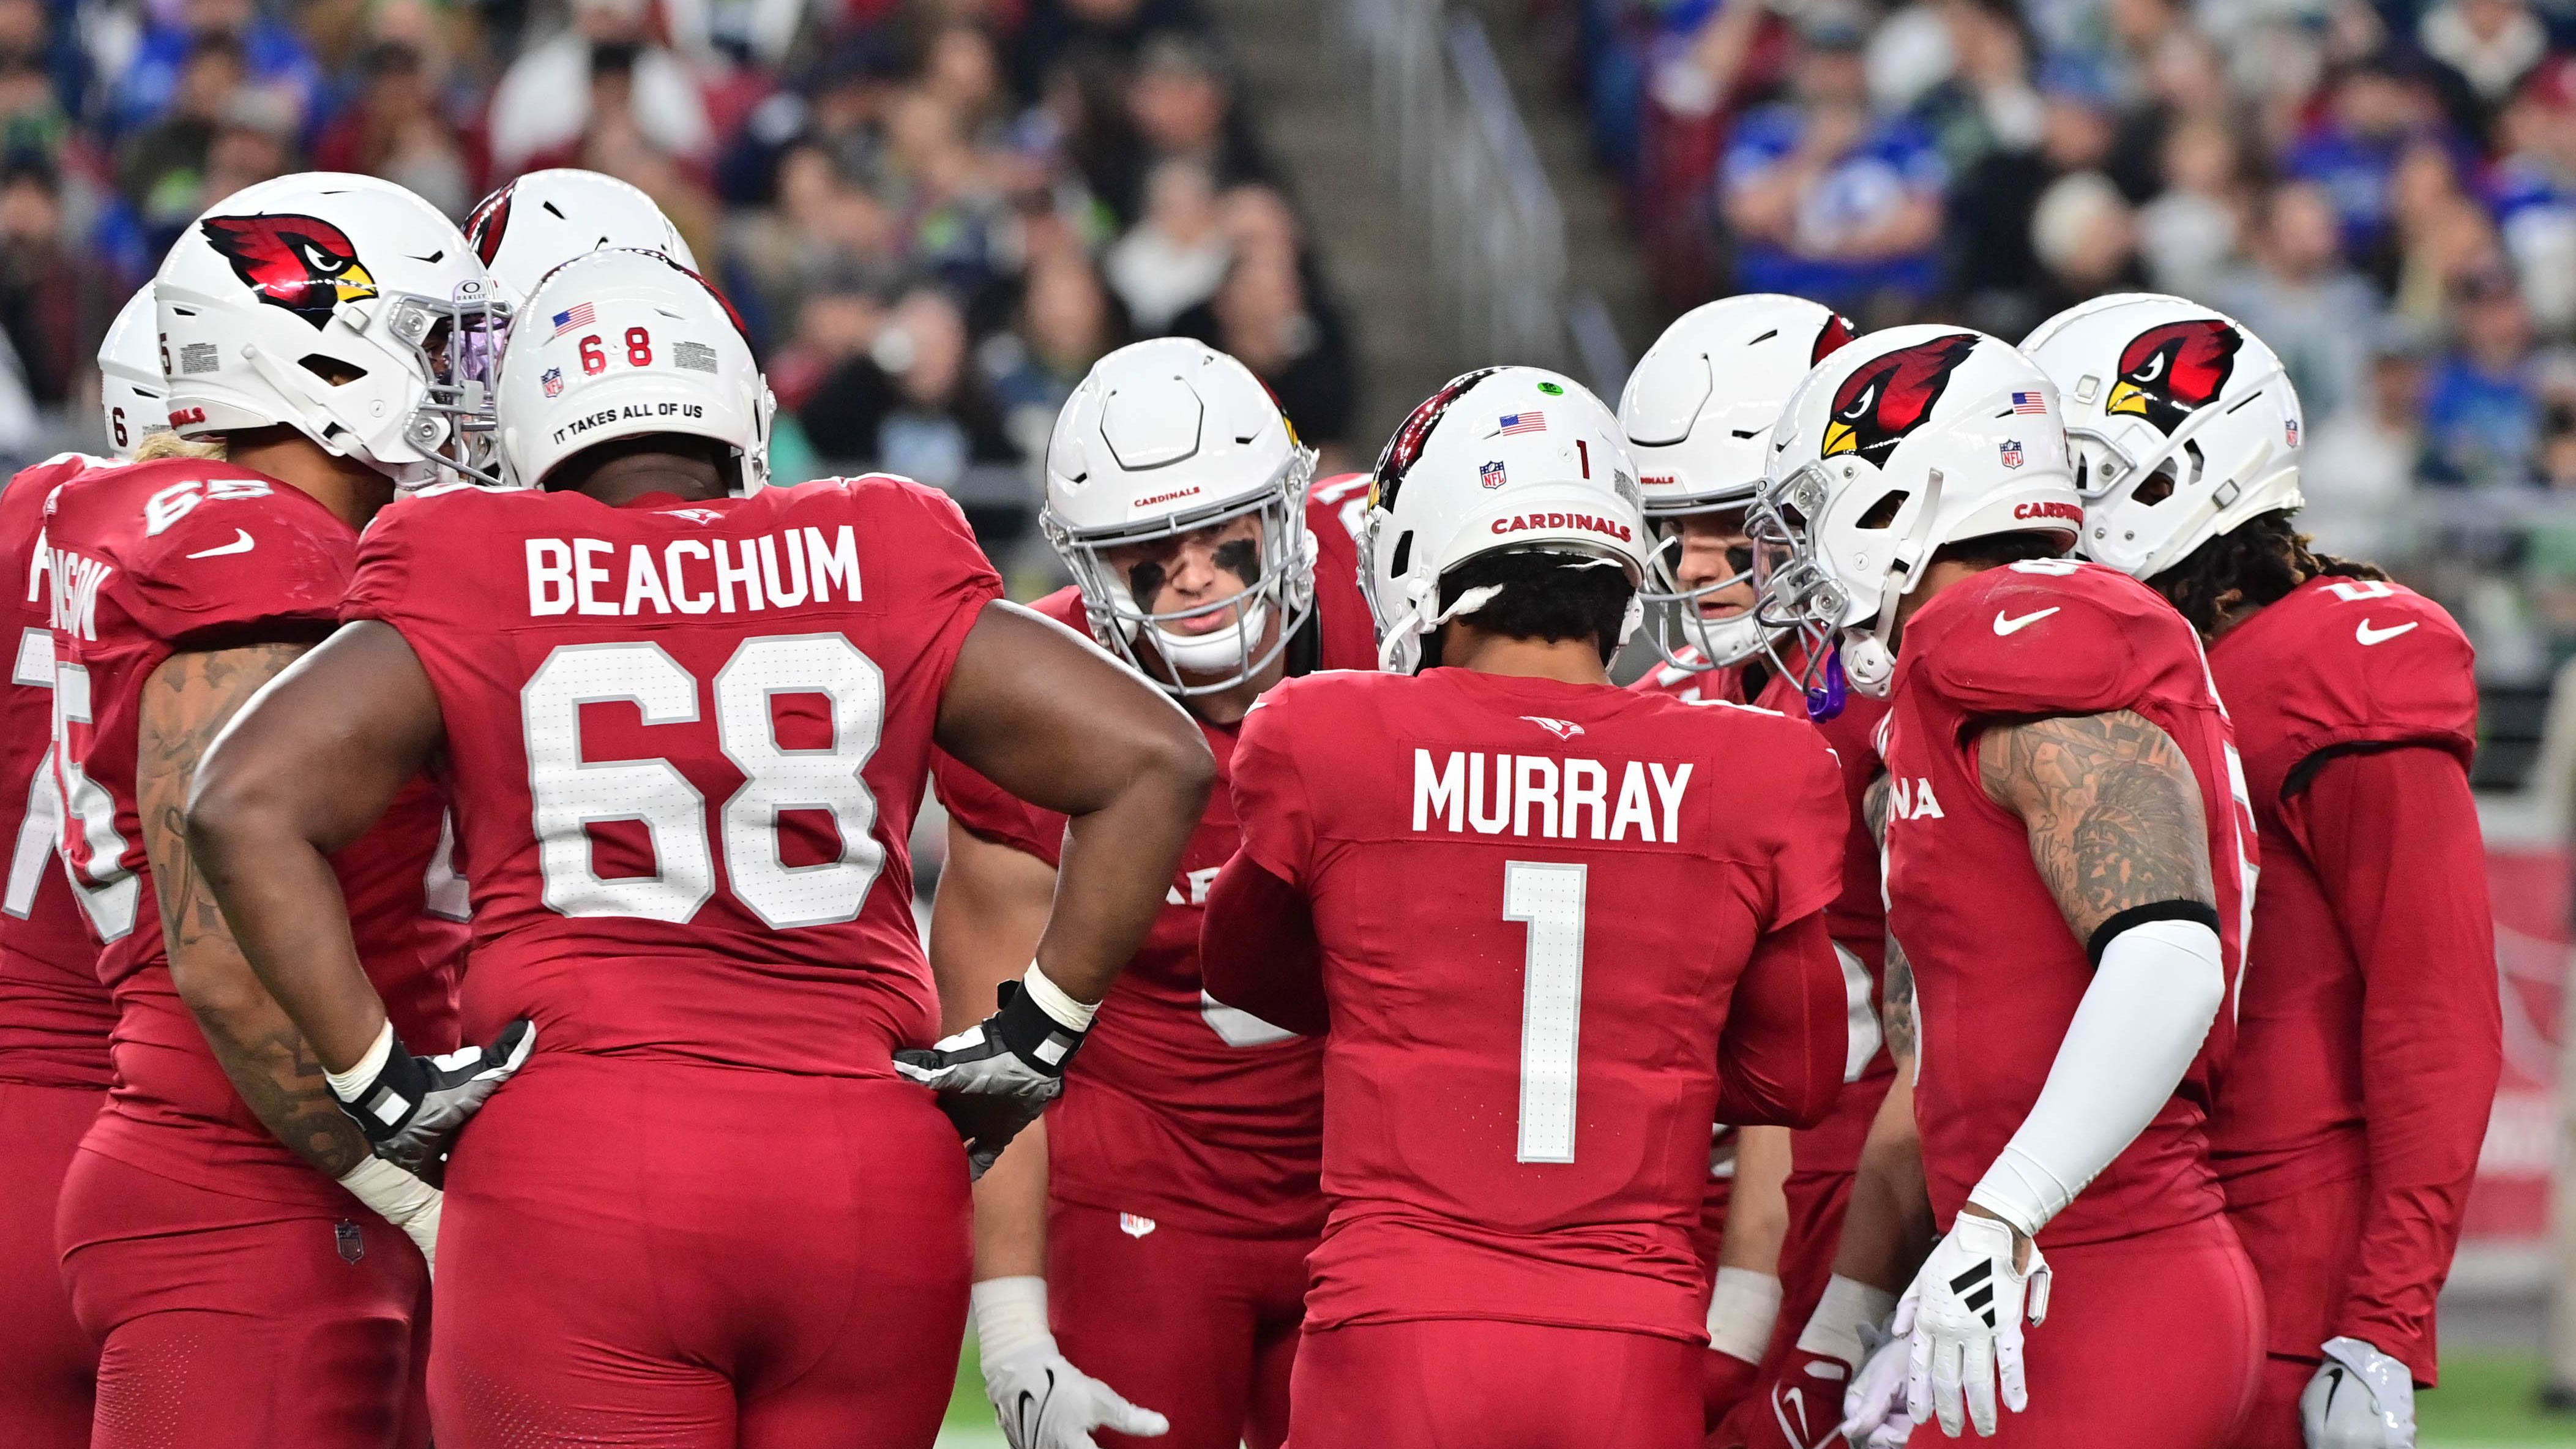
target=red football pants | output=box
[55,1146,430,1449]
[1047,1199,1310,1449]
[1903,1213,2264,1448]
[0,1081,103,1448]
[2223,1180,2375,1449]
[428,1056,971,1448]
[1290,1320,1704,1449]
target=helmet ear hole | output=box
[1389,530,1413,578]
[299,354,366,386]
[1855,490,1907,530]
[2134,462,2178,506]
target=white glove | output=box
[2301,1337,2416,1449]
[1900,1212,2050,1437]
[1840,1323,1914,1449]
[337,1155,442,1273]
[974,1277,1167,1449]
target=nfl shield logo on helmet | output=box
[2285,417,2299,447]
[1999,438,2024,469]
[540,366,563,399]
[1479,460,1507,489]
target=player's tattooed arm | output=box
[1975,708,2214,940]
[140,641,373,1177]
[1861,771,1917,1066]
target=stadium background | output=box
[3,0,2572,1436]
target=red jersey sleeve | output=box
[1198,850,1329,1036]
[2282,744,2501,1383]
[125,474,355,645]
[1230,686,1320,885]
[1908,563,2197,722]
[1760,717,1851,930]
[845,474,1006,692]
[2230,580,2477,807]
[1713,910,1845,1128]
[342,486,436,625]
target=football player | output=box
[182,247,1213,1448]
[43,175,495,1449]
[0,286,160,1448]
[465,167,699,309]
[1197,365,1853,1449]
[928,337,1377,1449]
[1752,326,2261,1445]
[2024,294,2499,1449]
[1618,294,1893,1441]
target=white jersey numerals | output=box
[50,657,138,940]
[521,634,886,927]
[6,627,62,918]
[1504,859,1588,1164]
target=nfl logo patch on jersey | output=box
[1998,439,2024,469]
[1119,1213,1157,1238]
[540,366,564,399]
[1480,460,1507,489]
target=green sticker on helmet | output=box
[1536,381,1564,395]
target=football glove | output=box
[2301,1337,2416,1449]
[1900,1212,2050,1437]
[895,978,1091,1178]
[974,1276,1167,1449]
[327,1019,536,1185]
[1839,1325,1915,1449]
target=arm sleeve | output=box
[1715,910,1846,1129]
[1197,849,1328,1036]
[2285,745,2501,1382]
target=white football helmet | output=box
[98,286,166,460]
[2020,293,2304,581]
[496,248,773,493]
[155,173,504,487]
[466,169,700,310]
[1621,293,1856,671]
[1750,326,2080,698]
[1362,365,1648,675]
[1040,337,1319,697]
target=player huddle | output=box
[0,163,2501,1449]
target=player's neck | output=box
[572,451,729,506]
[1439,624,1611,686]
[225,428,394,531]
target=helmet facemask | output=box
[386,285,510,488]
[1047,444,1319,697]
[1640,498,1771,671]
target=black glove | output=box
[895,981,1089,1178]
[330,1019,537,1183]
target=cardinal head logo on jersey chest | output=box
[2106,318,2240,433]
[200,214,378,329]
[1821,333,1979,465]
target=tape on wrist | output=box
[1022,963,1099,1032]
[1794,1273,1900,1371]
[971,1275,1056,1365]
[1706,1267,1782,1362]
[324,1020,396,1104]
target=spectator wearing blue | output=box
[2283,54,2468,264]
[1720,0,1943,318]
[110,0,316,140]
[2422,266,2545,487]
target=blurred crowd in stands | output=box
[0,0,1356,566]
[1558,0,2576,692]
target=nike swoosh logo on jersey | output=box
[2355,618,2417,646]
[1992,606,2059,636]
[184,529,255,559]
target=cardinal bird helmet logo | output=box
[1812,311,1859,364]
[1821,332,1980,465]
[200,214,379,329]
[2106,318,2240,434]
[464,184,513,267]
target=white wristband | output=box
[1022,964,1098,1033]
[971,1275,1057,1365]
[1706,1267,1782,1361]
[338,1154,437,1227]
[324,1020,395,1104]
[1793,1273,1899,1372]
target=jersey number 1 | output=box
[1504,859,1587,1164]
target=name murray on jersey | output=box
[523,526,861,618]
[1411,748,1693,844]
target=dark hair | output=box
[1425,549,1634,667]
[2151,509,2384,637]
[1928,530,2068,570]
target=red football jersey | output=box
[1231,667,1846,1342]
[1880,560,2253,1248]
[0,453,114,1090]
[1629,646,1747,705]
[1752,664,1894,1178]
[345,476,1002,1075]
[930,492,1376,1237]
[44,457,465,1206]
